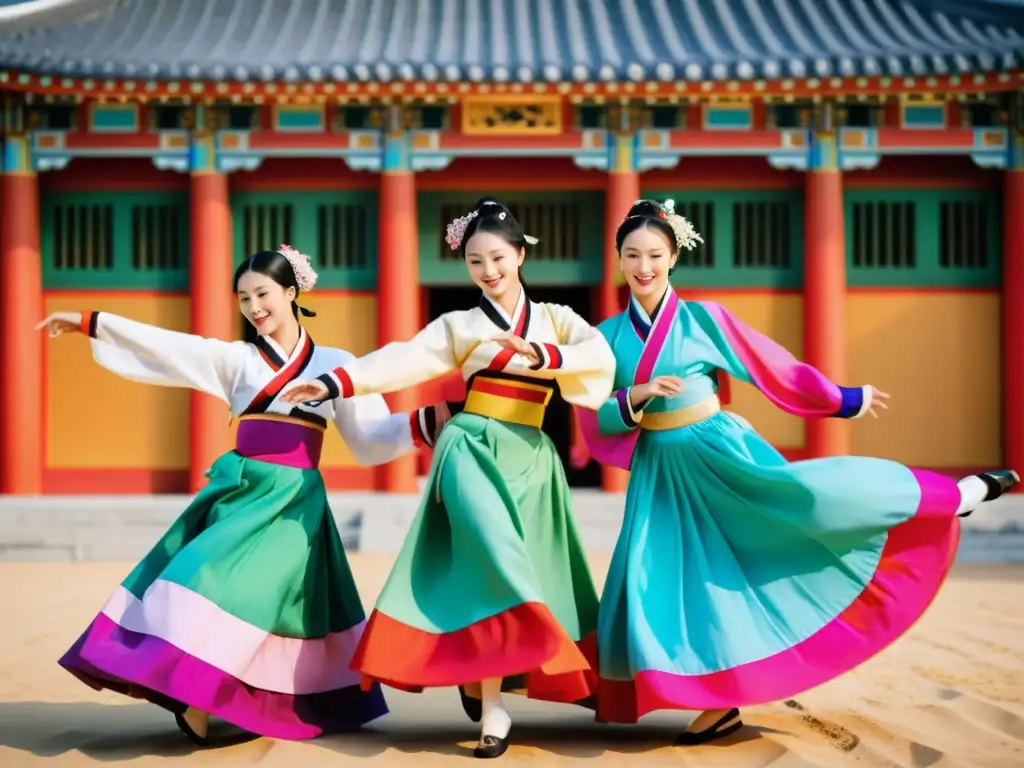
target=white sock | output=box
[479,678,511,740]
[956,476,989,515]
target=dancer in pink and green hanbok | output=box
[40,247,446,745]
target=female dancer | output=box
[578,199,1019,745]
[39,247,448,745]
[282,198,616,758]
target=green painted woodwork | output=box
[845,188,1001,288]
[417,190,605,286]
[230,191,378,290]
[642,189,804,289]
[41,191,189,290]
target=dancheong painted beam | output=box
[0,0,1021,87]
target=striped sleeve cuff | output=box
[410,406,439,448]
[616,388,646,428]
[835,385,868,419]
[315,368,355,400]
[528,342,564,371]
[81,311,100,338]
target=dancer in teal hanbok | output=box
[577,199,1019,745]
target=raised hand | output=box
[633,375,686,403]
[35,312,83,339]
[280,380,330,405]
[866,386,891,419]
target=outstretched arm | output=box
[303,317,459,403]
[691,301,881,419]
[332,394,420,466]
[39,310,246,404]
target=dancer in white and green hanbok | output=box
[41,247,447,744]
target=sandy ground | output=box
[2,555,1024,767]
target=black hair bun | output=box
[473,196,504,212]
[627,199,664,219]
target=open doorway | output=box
[426,285,602,488]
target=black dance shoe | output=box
[675,708,743,746]
[959,469,1021,517]
[459,685,483,723]
[474,733,510,758]
[174,712,210,747]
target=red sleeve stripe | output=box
[410,410,429,448]
[81,310,100,338]
[543,343,563,369]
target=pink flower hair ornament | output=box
[445,210,479,251]
[277,244,318,292]
[444,210,541,251]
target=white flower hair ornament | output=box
[445,209,540,250]
[661,199,704,252]
[277,244,318,292]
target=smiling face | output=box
[619,223,678,302]
[236,270,297,337]
[464,230,524,303]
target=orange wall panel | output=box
[846,292,1001,467]
[298,292,380,468]
[44,293,192,470]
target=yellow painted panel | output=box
[846,293,1001,467]
[45,294,192,469]
[298,293,379,467]
[698,292,805,448]
[296,293,379,356]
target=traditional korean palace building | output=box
[0,0,1022,496]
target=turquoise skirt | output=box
[595,411,961,723]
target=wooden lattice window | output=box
[131,204,182,270]
[675,201,714,268]
[850,201,916,268]
[50,203,114,270]
[317,204,368,269]
[732,201,790,268]
[439,202,581,262]
[240,203,294,256]
[939,200,989,269]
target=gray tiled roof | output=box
[0,0,1021,83]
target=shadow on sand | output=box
[0,699,784,762]
[0,701,260,761]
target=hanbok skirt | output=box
[595,410,961,724]
[58,450,386,740]
[351,412,599,704]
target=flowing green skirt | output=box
[350,412,599,703]
[59,451,386,739]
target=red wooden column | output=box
[1003,141,1024,481]
[599,133,640,493]
[188,161,234,493]
[804,126,849,458]
[376,112,420,494]
[0,138,44,494]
